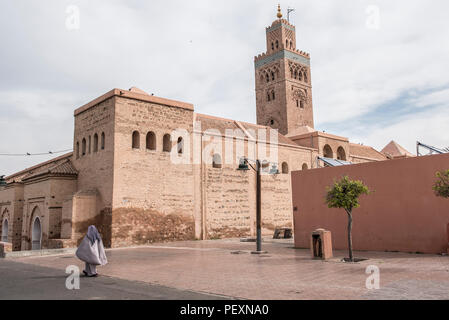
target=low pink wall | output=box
[292,153,449,254]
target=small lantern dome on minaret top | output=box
[277,4,283,19]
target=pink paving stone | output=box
[9,238,449,300]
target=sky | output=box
[1,0,449,175]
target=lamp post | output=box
[238,158,279,254]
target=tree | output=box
[326,176,370,262]
[433,170,449,199]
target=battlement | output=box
[267,18,295,30]
[254,49,310,63]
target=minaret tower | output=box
[254,5,314,136]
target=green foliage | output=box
[326,176,370,213]
[433,170,449,198]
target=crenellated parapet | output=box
[254,49,309,63]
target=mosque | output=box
[0,6,408,252]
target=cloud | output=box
[1,0,449,175]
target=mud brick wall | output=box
[204,166,252,239]
[72,97,115,245]
[260,174,293,232]
[0,184,24,251]
[111,96,196,246]
[20,178,76,250]
[203,139,314,239]
[73,96,115,213]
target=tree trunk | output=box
[347,210,353,262]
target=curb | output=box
[2,248,77,259]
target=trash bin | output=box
[311,229,333,260]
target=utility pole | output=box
[255,160,262,253]
[238,158,277,254]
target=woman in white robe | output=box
[76,225,108,277]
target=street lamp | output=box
[237,158,279,254]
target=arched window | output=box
[302,163,308,170]
[1,218,8,243]
[304,72,308,83]
[272,90,275,100]
[282,162,289,174]
[93,134,98,152]
[212,154,222,169]
[132,131,140,149]
[290,41,293,49]
[266,74,270,83]
[88,136,91,154]
[146,132,156,150]
[76,142,80,159]
[267,92,271,102]
[177,137,184,154]
[290,68,293,78]
[271,72,275,81]
[271,42,274,50]
[300,100,305,109]
[323,144,333,159]
[163,134,171,152]
[275,40,279,49]
[101,132,105,150]
[286,39,289,47]
[337,147,347,161]
[298,71,303,81]
[294,70,297,79]
[82,138,86,156]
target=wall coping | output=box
[74,88,195,116]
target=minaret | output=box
[254,5,314,136]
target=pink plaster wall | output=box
[292,153,449,254]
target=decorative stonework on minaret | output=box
[255,5,314,136]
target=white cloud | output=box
[363,104,449,154]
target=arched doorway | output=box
[1,219,8,243]
[302,163,308,170]
[32,217,42,250]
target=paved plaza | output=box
[1,238,449,300]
